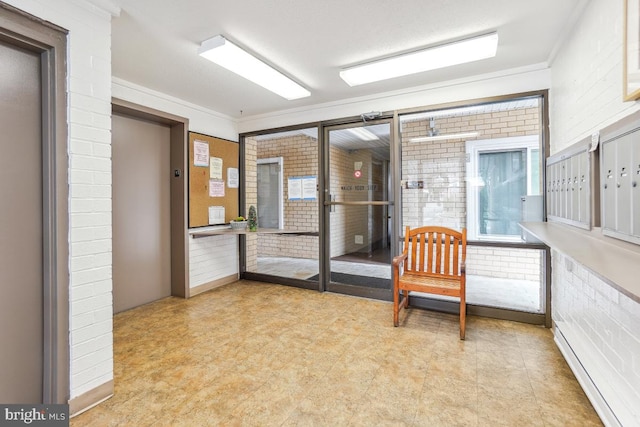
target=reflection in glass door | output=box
[324,121,393,299]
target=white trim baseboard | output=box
[189,274,238,297]
[69,380,114,417]
[553,326,620,427]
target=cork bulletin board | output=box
[188,131,239,228]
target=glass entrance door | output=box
[323,121,393,299]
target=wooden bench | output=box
[392,226,467,339]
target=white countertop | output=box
[520,222,640,302]
[189,227,318,237]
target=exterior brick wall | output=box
[467,247,541,281]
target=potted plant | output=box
[248,205,258,231]
[230,215,247,230]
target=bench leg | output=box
[460,295,466,340]
[393,288,399,327]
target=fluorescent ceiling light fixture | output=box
[410,132,479,143]
[340,32,499,86]
[347,127,378,141]
[199,35,310,100]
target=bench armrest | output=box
[392,252,408,269]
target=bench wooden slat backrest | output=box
[403,226,466,278]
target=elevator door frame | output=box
[0,3,69,403]
[112,99,190,299]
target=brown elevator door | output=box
[112,113,172,313]
[0,40,44,402]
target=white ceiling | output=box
[110,0,585,120]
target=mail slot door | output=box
[570,154,580,222]
[632,135,640,237]
[578,151,589,224]
[602,141,617,231]
[616,134,633,235]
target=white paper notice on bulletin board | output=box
[209,179,225,197]
[208,206,225,224]
[193,140,209,167]
[209,157,223,179]
[227,167,239,188]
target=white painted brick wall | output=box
[188,235,238,287]
[467,247,541,282]
[550,0,640,153]
[4,0,117,400]
[552,250,640,425]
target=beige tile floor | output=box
[71,280,602,426]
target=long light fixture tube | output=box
[199,35,310,100]
[340,32,498,87]
[347,127,379,141]
[410,132,479,143]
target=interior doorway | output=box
[111,101,189,311]
[112,113,172,312]
[0,3,68,403]
[322,121,393,300]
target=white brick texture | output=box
[550,0,640,152]
[188,235,238,287]
[552,250,640,425]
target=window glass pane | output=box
[478,150,526,236]
[530,148,541,195]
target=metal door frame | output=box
[319,117,397,300]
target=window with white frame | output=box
[466,135,541,241]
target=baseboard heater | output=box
[554,326,621,427]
